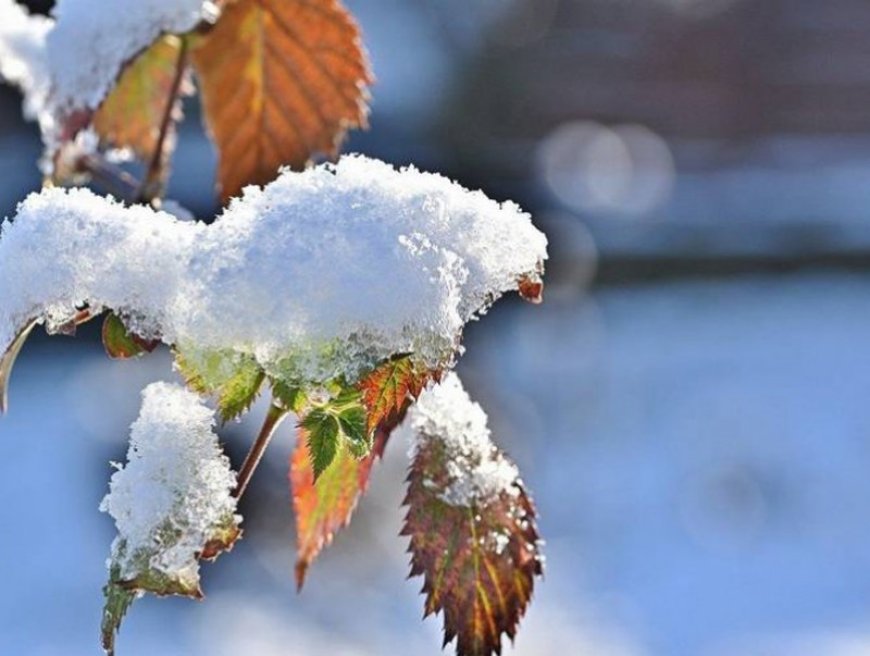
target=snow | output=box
[0,0,214,150]
[0,0,51,122]
[47,0,210,114]
[100,382,239,585]
[0,155,547,384]
[407,372,520,506]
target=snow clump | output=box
[407,373,520,507]
[0,155,547,384]
[100,382,239,588]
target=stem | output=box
[233,401,289,499]
[77,154,140,203]
[138,38,189,203]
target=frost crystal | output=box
[0,155,547,384]
[100,382,239,588]
[0,0,213,148]
[407,373,520,506]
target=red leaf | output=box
[358,355,434,434]
[402,438,543,656]
[290,425,388,589]
[517,274,544,305]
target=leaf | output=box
[102,313,159,360]
[190,0,373,201]
[101,565,136,656]
[93,35,188,162]
[272,379,308,414]
[174,347,265,423]
[101,515,241,655]
[0,318,37,415]
[290,425,389,589]
[517,274,544,305]
[403,439,544,656]
[337,403,370,457]
[358,355,434,434]
[300,407,341,479]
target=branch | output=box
[138,38,190,203]
[76,154,141,203]
[233,400,289,499]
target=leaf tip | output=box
[294,560,308,592]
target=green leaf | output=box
[101,513,241,654]
[272,380,308,414]
[338,404,370,458]
[302,408,340,479]
[102,313,159,360]
[0,318,37,414]
[174,347,265,423]
[101,565,136,656]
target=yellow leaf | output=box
[94,35,188,162]
[191,0,373,202]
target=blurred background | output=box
[5,0,870,654]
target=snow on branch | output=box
[0,155,547,384]
[100,382,240,592]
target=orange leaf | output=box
[191,0,373,202]
[290,425,388,589]
[93,35,189,162]
[358,355,433,434]
[517,274,544,305]
[402,439,543,656]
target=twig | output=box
[233,401,289,499]
[77,154,141,203]
[138,38,190,203]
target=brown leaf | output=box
[93,35,189,162]
[191,0,373,202]
[358,355,433,434]
[402,438,543,656]
[290,425,388,589]
[517,274,544,305]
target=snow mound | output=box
[100,382,238,585]
[0,155,547,383]
[407,373,520,506]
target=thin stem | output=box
[77,154,140,203]
[139,38,189,203]
[233,401,289,499]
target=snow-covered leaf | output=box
[0,156,546,403]
[0,0,213,158]
[191,0,372,200]
[402,374,544,656]
[100,383,242,653]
